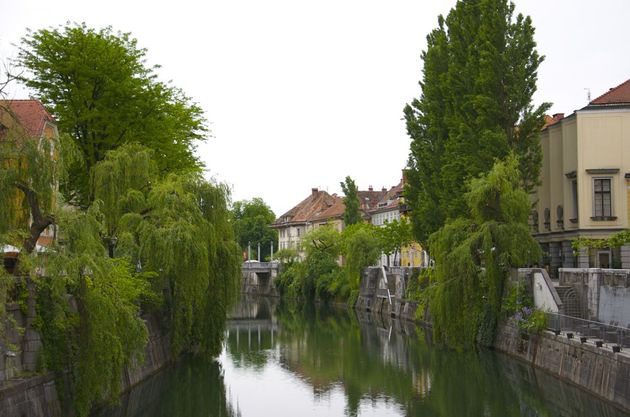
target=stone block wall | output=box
[356,266,423,323]
[1,312,172,417]
[494,323,630,411]
[0,374,60,417]
[1,304,24,382]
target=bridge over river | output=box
[241,261,280,296]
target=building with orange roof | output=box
[532,79,630,273]
[271,186,387,259]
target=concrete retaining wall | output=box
[560,268,630,324]
[494,323,630,411]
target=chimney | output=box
[311,187,318,196]
[382,186,387,192]
[368,185,373,191]
[553,113,564,121]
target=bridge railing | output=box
[544,312,630,349]
[242,261,279,269]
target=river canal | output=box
[97,297,629,417]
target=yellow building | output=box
[532,80,630,273]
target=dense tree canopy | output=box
[34,144,241,415]
[231,198,277,261]
[341,176,361,226]
[404,0,550,244]
[429,155,541,349]
[17,23,207,206]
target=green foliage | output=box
[36,205,150,417]
[378,217,414,265]
[276,223,384,304]
[342,223,382,296]
[405,0,550,243]
[501,281,532,316]
[17,23,207,206]
[340,176,361,226]
[573,229,630,252]
[0,122,65,245]
[501,281,548,334]
[92,144,157,242]
[231,198,277,261]
[429,156,541,349]
[273,248,299,266]
[11,144,241,416]
[119,173,241,356]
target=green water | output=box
[97,297,629,417]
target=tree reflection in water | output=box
[99,297,629,417]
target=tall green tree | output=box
[404,0,550,244]
[340,176,361,226]
[429,155,541,349]
[16,23,207,206]
[379,218,414,267]
[231,198,277,261]
[11,144,241,416]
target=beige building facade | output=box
[533,80,630,273]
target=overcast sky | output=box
[2,0,630,216]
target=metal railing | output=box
[545,312,630,349]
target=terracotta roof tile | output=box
[0,100,55,137]
[370,180,404,214]
[273,189,339,226]
[589,79,630,105]
[310,197,345,222]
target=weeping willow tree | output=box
[0,140,241,416]
[429,155,540,349]
[91,144,241,356]
[37,204,151,417]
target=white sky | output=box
[1,0,630,216]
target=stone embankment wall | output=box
[0,313,171,417]
[355,266,423,322]
[355,266,630,413]
[494,323,630,411]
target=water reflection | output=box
[98,296,628,417]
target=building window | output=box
[543,208,550,231]
[570,179,578,222]
[592,178,613,219]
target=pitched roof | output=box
[273,189,339,226]
[0,100,55,137]
[370,180,404,214]
[358,189,388,211]
[273,187,390,226]
[310,196,345,222]
[589,78,630,106]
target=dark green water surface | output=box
[97,297,629,417]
